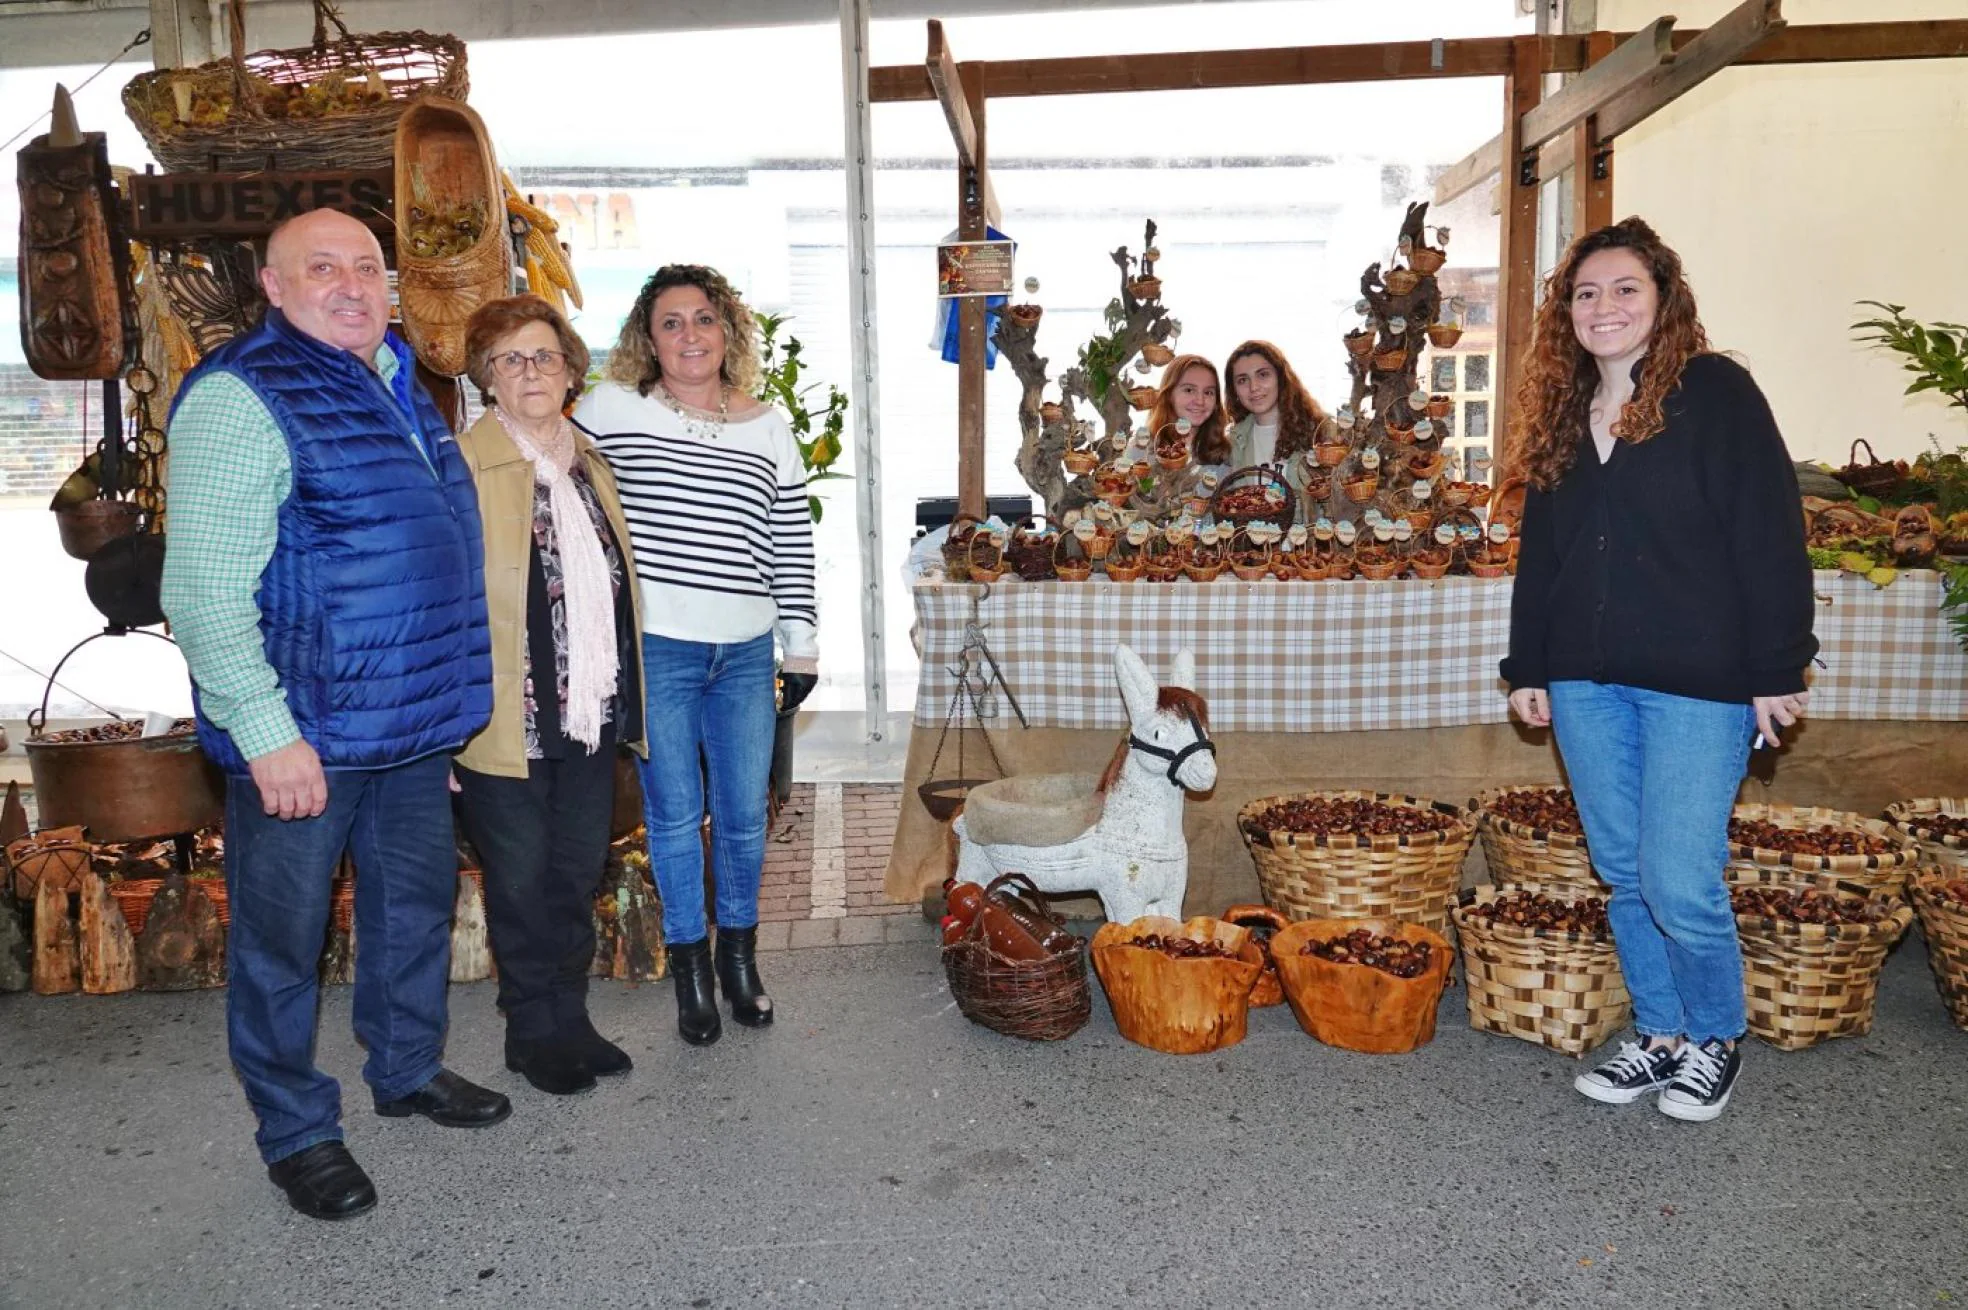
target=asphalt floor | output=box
[2,929,1964,1309]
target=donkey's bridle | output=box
[1129,708,1216,786]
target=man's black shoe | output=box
[374,1069,513,1127]
[267,1141,377,1221]
[565,1014,633,1076]
[504,1036,597,1097]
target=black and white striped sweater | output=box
[574,383,818,664]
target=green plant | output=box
[1074,299,1133,407]
[1942,561,1968,651]
[1852,301,1968,418]
[756,312,849,522]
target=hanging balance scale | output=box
[917,620,1024,822]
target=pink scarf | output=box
[493,406,619,752]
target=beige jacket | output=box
[454,409,647,777]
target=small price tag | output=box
[1314,517,1335,541]
[1391,520,1413,543]
[1388,315,1408,334]
[1363,507,1385,528]
[1074,519,1098,541]
[1412,478,1433,500]
[1414,419,1435,440]
[1488,522,1512,545]
[1288,524,1309,547]
[1334,520,1357,546]
[1126,520,1151,545]
[1374,521,1396,543]
[1435,522,1457,546]
[1408,388,1430,409]
[1361,448,1381,471]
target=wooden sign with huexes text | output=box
[126,169,392,240]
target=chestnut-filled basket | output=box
[1210,465,1296,529]
[1452,885,1630,1057]
[1729,872,1913,1051]
[1884,798,1968,872]
[1269,917,1454,1054]
[1907,868,1968,1030]
[941,873,1091,1042]
[1727,802,1920,898]
[1090,916,1264,1055]
[1469,786,1605,899]
[1237,791,1474,937]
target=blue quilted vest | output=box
[173,309,492,773]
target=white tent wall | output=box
[1593,0,1968,464]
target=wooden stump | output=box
[592,856,666,983]
[32,878,79,995]
[450,872,492,983]
[78,871,136,994]
[320,916,355,986]
[0,894,29,992]
[136,873,226,990]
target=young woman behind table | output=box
[1499,217,1816,1122]
[1142,354,1231,480]
[1224,339,1337,507]
[575,265,819,1047]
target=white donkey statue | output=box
[953,644,1217,923]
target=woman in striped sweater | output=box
[575,265,818,1046]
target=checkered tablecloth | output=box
[911,571,1968,732]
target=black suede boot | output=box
[714,925,774,1028]
[668,939,722,1046]
[504,1033,596,1097]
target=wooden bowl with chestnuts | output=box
[1090,916,1266,1055]
[1269,917,1454,1054]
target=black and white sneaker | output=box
[1574,1039,1683,1104]
[1658,1036,1741,1122]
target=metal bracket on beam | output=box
[1518,151,1539,188]
[1590,147,1612,181]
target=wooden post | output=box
[1572,31,1618,240]
[955,68,990,522]
[1494,36,1545,474]
[450,873,492,983]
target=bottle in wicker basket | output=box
[942,874,1091,1042]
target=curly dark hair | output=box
[1223,340,1332,462]
[1511,216,1710,490]
[607,263,761,397]
[1146,355,1230,466]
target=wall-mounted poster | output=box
[936,240,1014,298]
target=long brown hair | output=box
[1146,355,1230,465]
[1511,216,1709,490]
[1224,340,1331,462]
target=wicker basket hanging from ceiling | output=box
[123,0,468,174]
[392,95,511,377]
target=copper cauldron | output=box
[25,730,223,842]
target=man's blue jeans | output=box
[637,632,776,944]
[1548,681,1755,1044]
[224,752,456,1164]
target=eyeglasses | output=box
[491,348,568,378]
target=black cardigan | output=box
[1500,352,1818,704]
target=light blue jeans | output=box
[1548,681,1755,1044]
[637,631,777,944]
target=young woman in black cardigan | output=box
[1500,217,1816,1122]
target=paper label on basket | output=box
[1074,520,1098,541]
[1200,524,1221,546]
[1414,419,1434,439]
[1061,508,1082,529]
[1363,507,1385,528]
[1434,523,1457,546]
[1488,522,1512,544]
[1408,388,1430,409]
[1392,520,1413,543]
[1373,522,1396,543]
[1335,520,1358,546]
[1360,448,1381,471]
[1313,518,1335,541]
[1091,501,1115,522]
[1126,520,1151,545]
[1412,478,1433,500]
[1388,316,1408,334]
[141,711,176,739]
[1288,524,1309,547]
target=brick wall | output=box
[0,364,92,498]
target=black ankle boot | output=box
[504,1033,596,1097]
[714,925,774,1028]
[668,939,722,1046]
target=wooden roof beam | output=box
[924,20,1000,229]
[1517,16,1676,151]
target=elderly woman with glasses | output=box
[452,296,646,1097]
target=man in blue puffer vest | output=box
[162,209,503,1222]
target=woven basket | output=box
[109,874,231,935]
[1884,798,1968,872]
[942,875,1091,1041]
[1470,787,1604,898]
[1907,868,1968,1030]
[1238,791,1474,937]
[1090,917,1264,1055]
[122,2,467,173]
[1733,875,1913,1051]
[1269,917,1454,1053]
[1727,803,1920,898]
[1452,886,1629,1057]
[393,95,511,377]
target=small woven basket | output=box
[110,874,231,935]
[1238,791,1474,937]
[1884,798,1968,872]
[1732,874,1913,1051]
[122,1,467,173]
[1452,886,1629,1057]
[1727,803,1920,898]
[1470,787,1605,899]
[1907,868,1968,1030]
[941,874,1091,1041]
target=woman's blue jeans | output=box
[1548,681,1755,1045]
[637,632,777,944]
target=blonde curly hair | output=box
[607,263,762,397]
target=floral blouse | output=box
[521,463,627,760]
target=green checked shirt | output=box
[159,342,402,762]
